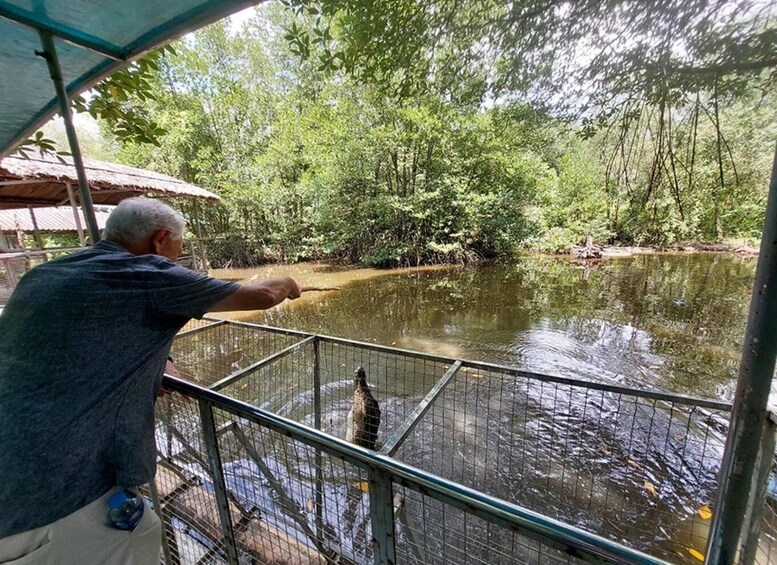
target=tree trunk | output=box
[713,79,724,240]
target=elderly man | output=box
[0,197,301,564]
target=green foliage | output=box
[73,48,175,146]
[39,232,81,250]
[206,232,269,268]
[584,88,777,246]
[530,136,613,252]
[280,0,776,115]
[15,131,70,161]
[103,4,775,267]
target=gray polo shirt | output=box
[0,241,239,538]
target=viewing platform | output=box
[152,317,777,565]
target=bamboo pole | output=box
[27,206,44,249]
[65,182,86,246]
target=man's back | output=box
[0,241,237,538]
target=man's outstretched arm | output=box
[208,277,302,312]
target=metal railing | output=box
[153,318,776,565]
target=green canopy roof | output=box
[0,0,257,158]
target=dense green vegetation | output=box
[97,3,776,266]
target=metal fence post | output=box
[313,337,324,543]
[368,468,397,565]
[707,147,777,564]
[199,399,240,565]
[740,412,777,565]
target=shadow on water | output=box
[183,253,773,563]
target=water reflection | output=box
[230,253,755,401]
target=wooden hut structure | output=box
[0,153,221,301]
[0,153,218,209]
[0,205,112,249]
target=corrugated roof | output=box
[0,152,220,208]
[0,206,112,232]
[0,0,259,158]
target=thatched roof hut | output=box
[0,153,219,209]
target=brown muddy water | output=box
[213,253,757,403]
[205,253,774,563]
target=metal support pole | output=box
[368,468,397,565]
[313,339,322,430]
[740,412,777,565]
[37,32,100,244]
[707,146,777,564]
[192,200,208,272]
[199,399,240,565]
[313,338,324,542]
[381,360,462,457]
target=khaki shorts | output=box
[0,487,161,565]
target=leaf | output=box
[697,504,713,520]
[644,481,658,497]
[687,547,705,562]
[353,481,370,493]
[627,458,641,469]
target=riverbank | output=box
[209,242,759,290]
[208,240,761,276]
[208,261,461,321]
[595,241,760,258]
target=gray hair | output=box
[103,198,185,246]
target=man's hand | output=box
[285,277,302,300]
[164,360,181,378]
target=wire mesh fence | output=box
[156,319,775,565]
[314,339,451,443]
[757,501,777,565]
[218,336,318,421]
[173,321,303,389]
[155,383,637,565]
[153,392,233,564]
[211,407,368,564]
[392,485,586,565]
[389,364,730,564]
